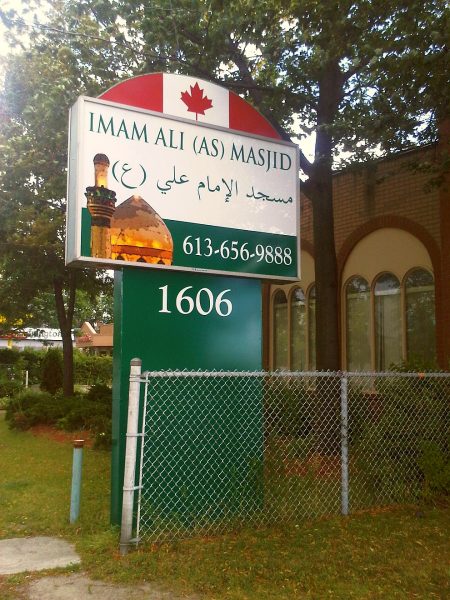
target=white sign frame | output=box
[66,95,300,281]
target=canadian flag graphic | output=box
[100,73,280,139]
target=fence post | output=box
[119,358,142,556]
[340,373,349,516]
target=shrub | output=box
[353,375,450,503]
[418,439,450,500]
[0,396,11,410]
[86,383,112,404]
[74,351,112,386]
[21,349,45,385]
[40,348,63,394]
[0,378,22,398]
[0,348,22,366]
[6,389,54,428]
[0,353,27,397]
[5,385,112,449]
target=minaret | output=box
[85,154,116,259]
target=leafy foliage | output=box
[5,383,112,448]
[73,350,112,386]
[0,1,124,394]
[0,351,26,397]
[111,0,447,369]
[40,348,63,394]
[418,439,450,499]
[353,376,450,502]
[0,347,112,387]
[1,0,447,373]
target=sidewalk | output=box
[0,536,199,599]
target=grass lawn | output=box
[0,413,449,599]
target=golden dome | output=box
[110,195,173,265]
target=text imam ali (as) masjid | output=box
[85,153,173,265]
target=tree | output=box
[40,347,63,394]
[111,0,448,370]
[0,0,136,394]
[1,0,447,373]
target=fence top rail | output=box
[137,369,450,380]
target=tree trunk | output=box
[53,271,76,397]
[310,60,343,372]
[311,166,340,372]
[309,61,344,454]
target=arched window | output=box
[273,290,288,370]
[308,285,316,371]
[405,269,436,363]
[290,287,306,370]
[374,273,401,370]
[346,276,371,371]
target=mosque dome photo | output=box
[110,195,173,265]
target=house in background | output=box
[265,136,449,372]
[76,322,113,355]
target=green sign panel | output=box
[111,268,263,524]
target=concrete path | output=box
[0,537,80,575]
[24,574,199,599]
[0,536,200,599]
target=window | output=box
[405,269,436,364]
[273,290,288,370]
[346,277,371,371]
[273,265,437,371]
[271,284,316,370]
[290,288,306,370]
[374,273,402,370]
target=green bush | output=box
[21,349,45,385]
[0,396,11,410]
[0,348,113,389]
[5,385,112,449]
[418,439,450,499]
[0,378,22,398]
[0,352,27,397]
[40,348,63,394]
[6,389,66,425]
[74,351,112,386]
[86,383,113,404]
[353,375,450,503]
[0,348,22,366]
[264,378,313,439]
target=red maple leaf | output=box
[180,82,213,120]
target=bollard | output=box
[70,439,84,524]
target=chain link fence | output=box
[121,369,449,546]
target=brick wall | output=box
[301,145,441,260]
[299,143,449,367]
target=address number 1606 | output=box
[159,285,233,317]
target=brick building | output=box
[265,135,449,371]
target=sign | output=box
[66,94,299,280]
[71,73,295,524]
[111,268,263,523]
